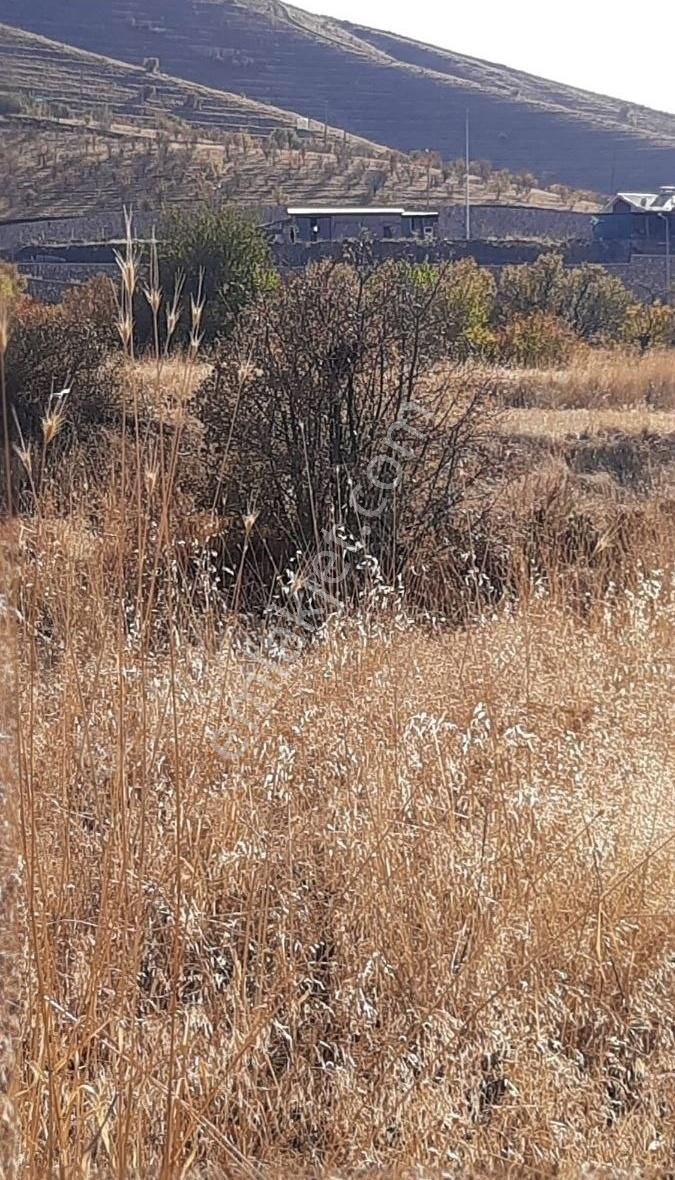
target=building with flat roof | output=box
[284,206,439,243]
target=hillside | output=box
[0,26,600,221]
[1,114,595,222]
[0,0,674,191]
[0,22,385,217]
[0,21,358,141]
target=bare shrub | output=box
[193,260,496,588]
[1,298,123,507]
[60,275,118,344]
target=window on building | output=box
[383,224,393,239]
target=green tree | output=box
[159,205,276,344]
[408,260,496,358]
[498,253,632,342]
[498,252,568,320]
[497,310,576,366]
[562,264,632,340]
[437,259,496,358]
[622,301,674,352]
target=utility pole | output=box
[657,212,672,304]
[465,108,471,240]
[665,214,672,305]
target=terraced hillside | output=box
[0,22,387,217]
[1,0,674,191]
[0,27,601,220]
[0,22,354,141]
[1,115,596,221]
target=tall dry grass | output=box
[498,348,675,412]
[2,242,675,1176]
[0,525,21,1180]
[495,406,675,440]
[6,518,675,1178]
[120,355,211,422]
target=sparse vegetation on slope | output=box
[1,0,674,190]
[0,124,598,224]
[0,20,334,138]
[0,23,601,221]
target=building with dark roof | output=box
[593,187,675,248]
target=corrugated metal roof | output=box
[607,190,675,212]
[652,188,675,209]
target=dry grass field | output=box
[497,349,675,414]
[1,293,674,1177]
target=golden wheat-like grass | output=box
[495,406,675,439]
[120,356,212,422]
[0,639,18,1179]
[6,496,674,1178]
[498,348,675,412]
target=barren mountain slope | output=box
[0,20,362,141]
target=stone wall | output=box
[0,212,157,254]
[22,262,119,301]
[4,205,669,305]
[0,203,593,256]
[439,204,594,241]
[271,236,631,270]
